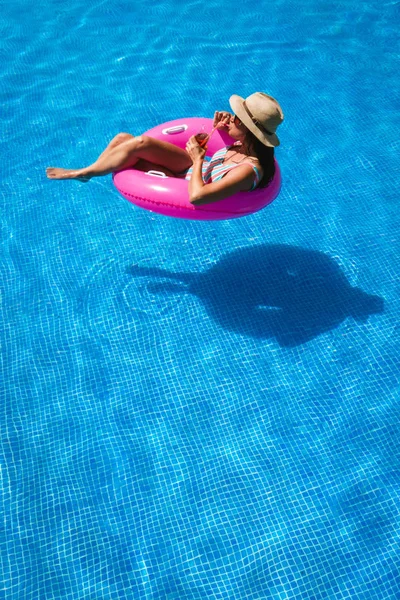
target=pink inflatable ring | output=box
[112,118,281,221]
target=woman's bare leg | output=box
[46,133,134,181]
[46,134,192,181]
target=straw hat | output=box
[229,92,284,147]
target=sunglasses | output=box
[233,114,242,126]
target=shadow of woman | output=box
[127,244,384,347]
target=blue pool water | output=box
[2,1,400,598]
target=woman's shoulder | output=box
[225,147,261,167]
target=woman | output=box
[46,92,284,206]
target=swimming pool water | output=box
[1,1,400,598]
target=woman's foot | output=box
[46,167,91,181]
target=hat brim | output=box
[229,94,280,148]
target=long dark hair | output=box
[243,130,275,188]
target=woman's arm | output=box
[185,135,256,206]
[187,157,207,202]
[189,162,256,205]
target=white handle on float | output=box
[145,170,169,178]
[162,125,188,135]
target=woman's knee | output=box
[121,135,145,155]
[136,135,154,149]
[121,135,153,155]
[114,132,134,144]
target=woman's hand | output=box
[186,135,206,163]
[213,111,232,129]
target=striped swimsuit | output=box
[184,146,261,191]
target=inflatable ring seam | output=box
[118,191,196,211]
[119,190,247,216]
